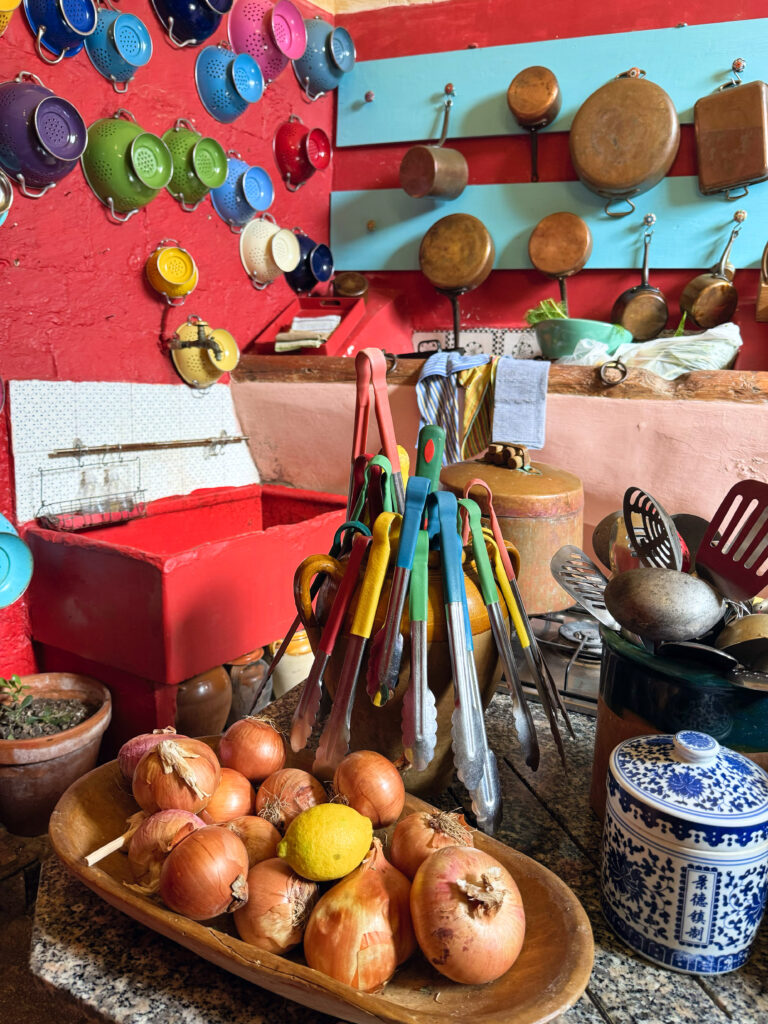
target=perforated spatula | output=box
[696,479,768,603]
[622,486,684,571]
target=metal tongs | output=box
[433,491,501,834]
[463,478,573,768]
[312,513,399,776]
[348,349,404,517]
[460,498,540,771]
[401,529,438,771]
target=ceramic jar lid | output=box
[609,730,768,851]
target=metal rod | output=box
[49,435,249,458]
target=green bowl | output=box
[534,319,632,360]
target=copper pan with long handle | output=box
[528,211,592,314]
[610,213,669,340]
[680,210,746,329]
[399,88,468,201]
[419,213,495,351]
[507,66,561,182]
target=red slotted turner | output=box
[696,480,768,602]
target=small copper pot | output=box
[399,95,468,200]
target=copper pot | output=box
[399,94,468,200]
[680,212,745,329]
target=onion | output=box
[390,811,474,880]
[132,738,221,815]
[127,809,205,893]
[118,727,179,781]
[410,846,526,984]
[332,750,405,828]
[233,858,319,954]
[225,815,281,868]
[219,716,287,783]
[159,825,249,920]
[201,767,255,824]
[304,837,415,991]
[255,768,327,833]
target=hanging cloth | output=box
[416,351,490,464]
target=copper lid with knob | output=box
[333,271,369,300]
[419,213,495,293]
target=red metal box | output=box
[23,484,345,686]
[249,295,366,355]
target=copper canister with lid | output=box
[440,445,583,615]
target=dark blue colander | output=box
[23,0,97,62]
[149,0,221,48]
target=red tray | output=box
[249,296,367,356]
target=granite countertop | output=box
[30,692,768,1024]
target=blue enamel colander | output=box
[22,0,97,63]
[291,15,355,101]
[210,152,273,232]
[85,10,153,93]
[194,43,263,124]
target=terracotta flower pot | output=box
[0,673,111,836]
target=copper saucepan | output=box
[419,213,495,350]
[399,89,468,201]
[610,213,669,340]
[680,210,746,329]
[528,211,592,314]
[506,66,561,182]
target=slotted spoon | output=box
[622,486,683,570]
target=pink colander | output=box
[228,0,286,84]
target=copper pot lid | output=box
[441,459,583,518]
[419,213,495,293]
[528,211,593,278]
[333,271,368,298]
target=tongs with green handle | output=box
[313,512,399,777]
[401,529,438,771]
[460,498,540,772]
[367,475,431,707]
[289,530,371,753]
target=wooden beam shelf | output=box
[233,357,768,403]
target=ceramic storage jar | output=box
[601,730,768,974]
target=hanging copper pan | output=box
[528,211,592,314]
[507,66,561,182]
[419,213,494,350]
[610,214,669,340]
[680,210,746,329]
[569,68,680,217]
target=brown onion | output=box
[332,750,405,828]
[132,738,221,814]
[233,858,319,954]
[304,837,415,991]
[201,767,255,823]
[390,811,474,880]
[225,815,281,868]
[117,727,179,781]
[159,825,249,920]
[219,717,287,782]
[410,846,526,984]
[255,768,327,833]
[127,809,205,893]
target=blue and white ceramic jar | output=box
[601,730,768,974]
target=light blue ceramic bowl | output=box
[534,318,632,360]
[0,532,33,608]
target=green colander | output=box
[81,109,172,222]
[162,117,227,211]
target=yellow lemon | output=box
[277,803,373,881]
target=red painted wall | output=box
[0,0,334,672]
[333,0,768,369]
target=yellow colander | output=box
[207,328,240,372]
[0,0,21,37]
[145,242,198,304]
[170,317,223,389]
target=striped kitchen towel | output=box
[416,351,490,464]
[459,357,499,459]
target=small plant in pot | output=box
[525,298,631,360]
[0,672,111,836]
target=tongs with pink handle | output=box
[349,349,404,516]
